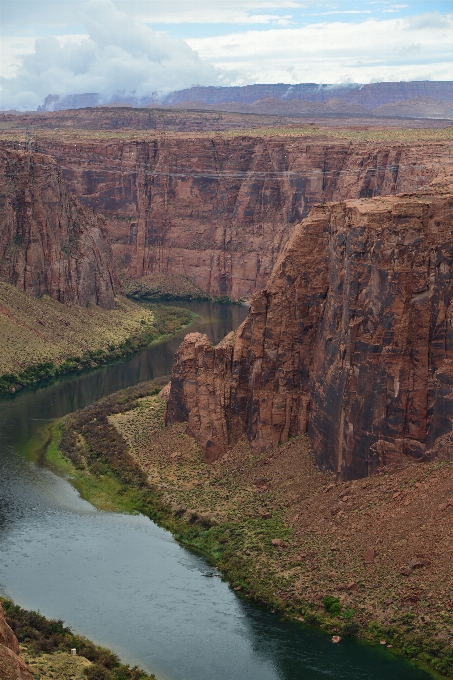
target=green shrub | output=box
[323,596,342,617]
[2,598,155,679]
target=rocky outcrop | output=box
[17,135,453,300]
[0,147,118,309]
[166,185,453,479]
[0,603,32,680]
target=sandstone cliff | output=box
[0,603,32,680]
[166,81,453,107]
[0,147,117,309]
[166,185,453,479]
[21,134,453,300]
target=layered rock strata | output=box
[165,81,453,107]
[0,603,32,680]
[166,186,453,479]
[0,147,117,308]
[21,135,453,299]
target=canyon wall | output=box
[26,135,453,299]
[0,147,118,309]
[166,185,453,479]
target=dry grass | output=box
[122,273,209,301]
[0,283,155,375]
[21,650,91,680]
[1,124,453,147]
[107,394,453,674]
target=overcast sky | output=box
[0,0,452,110]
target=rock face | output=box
[0,147,118,309]
[0,603,32,680]
[166,187,453,479]
[22,135,453,299]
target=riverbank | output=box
[45,380,453,679]
[0,283,193,395]
[1,597,156,680]
[122,274,246,305]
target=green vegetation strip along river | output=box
[41,376,447,680]
[2,597,156,680]
[0,303,193,396]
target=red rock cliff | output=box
[0,147,118,309]
[26,135,453,299]
[166,185,453,479]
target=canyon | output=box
[3,128,452,300]
[166,182,453,479]
[1,111,453,482]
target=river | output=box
[0,301,431,680]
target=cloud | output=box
[0,0,226,110]
[0,1,309,27]
[186,12,453,84]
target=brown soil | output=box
[110,394,453,659]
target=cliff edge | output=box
[166,182,453,479]
[0,147,118,309]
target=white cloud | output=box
[0,34,87,78]
[0,0,226,110]
[186,12,453,84]
[121,1,307,25]
[0,1,309,27]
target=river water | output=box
[0,301,431,680]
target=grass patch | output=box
[0,285,193,395]
[123,273,210,302]
[41,378,170,513]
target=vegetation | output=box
[1,598,156,680]
[122,273,210,302]
[0,283,193,394]
[47,380,453,679]
[2,125,453,146]
[212,295,245,305]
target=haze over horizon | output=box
[0,0,452,111]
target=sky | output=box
[0,0,452,110]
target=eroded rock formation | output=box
[0,603,32,680]
[0,147,118,309]
[21,135,453,299]
[166,184,453,479]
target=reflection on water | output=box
[0,302,430,679]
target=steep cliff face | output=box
[166,186,453,479]
[0,147,118,309]
[27,135,453,299]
